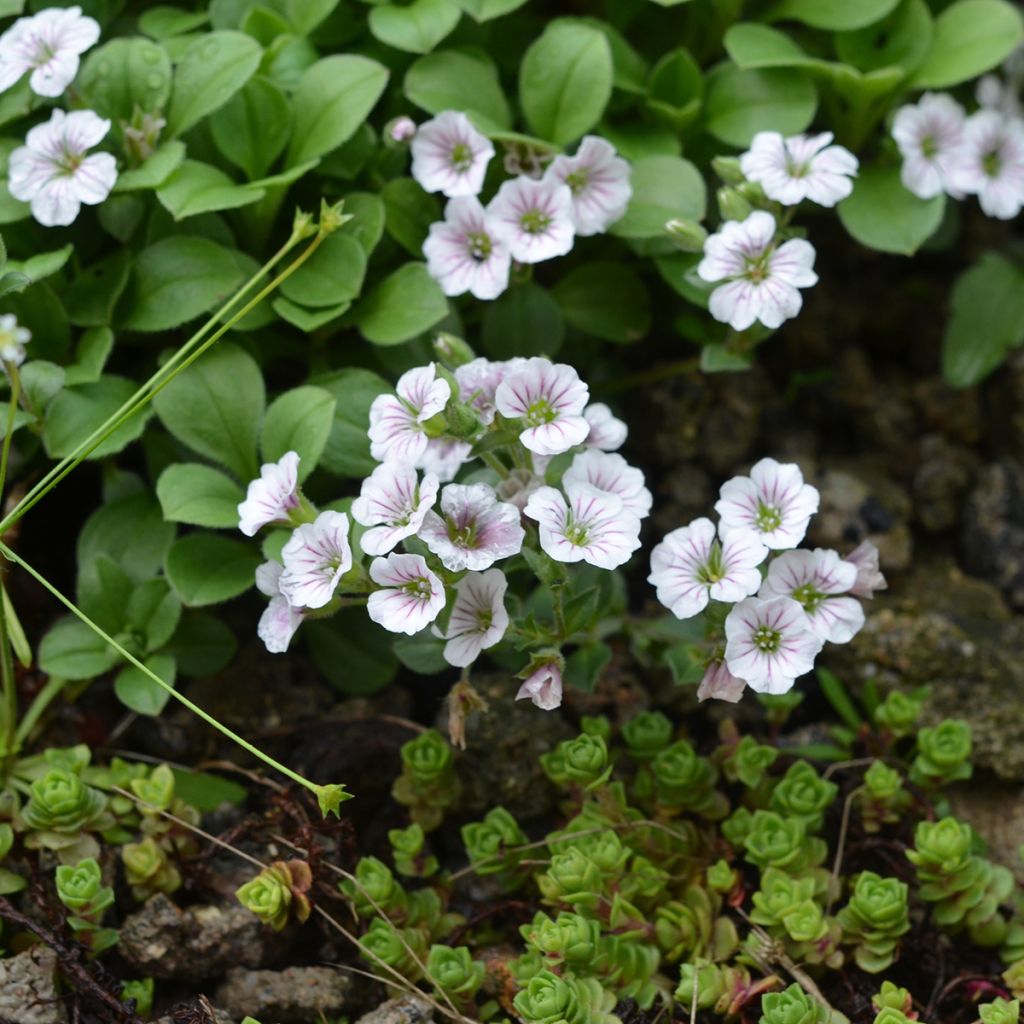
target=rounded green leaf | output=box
[78,37,173,122]
[341,193,386,257]
[356,263,448,346]
[369,0,462,54]
[552,263,651,343]
[156,463,245,528]
[404,50,511,130]
[43,376,153,460]
[39,618,119,681]
[724,24,824,70]
[519,21,613,146]
[460,0,527,21]
[647,48,704,130]
[261,385,337,476]
[279,233,367,308]
[166,614,237,676]
[836,0,933,74]
[126,579,183,652]
[78,493,176,585]
[288,55,390,166]
[838,164,945,255]
[113,141,187,193]
[166,31,263,137]
[114,655,177,716]
[704,63,817,147]
[611,155,706,239]
[165,533,261,607]
[768,0,901,30]
[482,282,565,358]
[382,178,440,257]
[306,610,398,695]
[911,0,1024,88]
[210,76,291,180]
[155,160,265,220]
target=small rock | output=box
[155,1002,234,1024]
[119,894,275,981]
[216,966,351,1023]
[911,435,976,534]
[354,994,435,1024]
[949,783,1024,883]
[0,947,66,1024]
[963,460,1024,609]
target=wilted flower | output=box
[563,449,652,519]
[419,482,524,571]
[455,356,523,425]
[949,110,1024,219]
[715,457,819,550]
[648,517,767,619]
[846,539,887,598]
[255,561,304,654]
[367,553,445,634]
[0,313,30,367]
[525,483,642,570]
[410,110,494,197]
[583,402,627,451]
[238,451,301,537]
[516,662,563,711]
[368,363,451,465]
[740,131,858,207]
[352,463,439,557]
[697,211,817,331]
[891,92,968,199]
[279,511,353,610]
[495,467,545,512]
[417,437,472,483]
[423,196,511,300]
[0,5,99,98]
[434,568,509,667]
[697,658,747,703]
[487,176,575,263]
[543,135,632,236]
[9,108,117,227]
[724,596,824,694]
[494,357,590,456]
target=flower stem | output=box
[0,368,22,766]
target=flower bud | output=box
[664,217,708,253]
[711,155,745,184]
[433,331,476,368]
[386,115,417,145]
[717,186,752,222]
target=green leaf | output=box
[261,385,336,477]
[156,463,245,528]
[167,31,263,137]
[564,642,612,692]
[838,163,944,255]
[210,76,291,180]
[126,579,182,652]
[520,20,613,146]
[272,297,351,331]
[113,141,187,193]
[78,38,173,122]
[356,262,448,345]
[165,533,261,607]
[767,0,901,30]
[482,282,565,358]
[911,0,1024,88]
[369,0,462,54]
[552,263,651,343]
[288,55,390,166]
[581,16,648,95]
[170,767,246,809]
[704,64,817,147]
[78,493,176,585]
[278,233,367,308]
[339,192,386,258]
[393,632,449,674]
[66,250,132,328]
[459,0,527,20]
[942,253,1024,388]
[306,610,398,694]
[20,360,64,413]
[114,655,177,716]
[140,6,210,37]
[64,327,115,385]
[404,50,511,130]
[288,0,341,34]
[315,367,391,477]
[39,618,118,681]
[646,48,704,130]
[122,236,245,332]
[43,376,153,460]
[152,341,264,481]
[78,555,132,633]
[1,245,72,290]
[724,24,825,70]
[816,667,864,730]
[166,614,237,676]
[611,155,706,239]
[156,160,266,220]
[835,0,933,75]
[382,177,440,257]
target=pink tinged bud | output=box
[697,660,746,703]
[516,663,563,711]
[845,540,887,599]
[388,115,417,143]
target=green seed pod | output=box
[717,186,752,222]
[979,997,1021,1024]
[122,837,181,902]
[770,761,838,832]
[837,871,910,973]
[432,331,476,368]
[712,155,746,184]
[55,858,114,918]
[426,944,484,1004]
[664,218,708,253]
[910,720,973,788]
[622,711,674,761]
[339,856,407,918]
[758,983,827,1024]
[461,806,527,876]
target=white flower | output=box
[715,457,819,550]
[516,662,563,711]
[433,568,509,667]
[697,659,747,703]
[410,110,494,198]
[352,463,439,557]
[563,449,652,519]
[891,92,967,200]
[697,211,817,332]
[648,517,767,620]
[368,363,451,465]
[0,6,99,98]
[845,539,887,599]
[948,110,1024,220]
[388,115,417,143]
[255,561,304,654]
[759,548,865,644]
[739,131,858,208]
[417,438,472,483]
[237,451,301,537]
[8,108,117,227]
[494,357,590,456]
[487,175,575,264]
[724,596,824,695]
[583,403,627,451]
[0,313,30,366]
[367,552,445,635]
[279,511,353,610]
[543,135,632,236]
[423,196,511,300]
[455,357,524,425]
[418,482,524,572]
[525,483,641,570]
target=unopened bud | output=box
[711,155,745,185]
[318,198,352,235]
[385,116,417,145]
[291,208,317,242]
[736,180,766,204]
[664,218,708,253]
[433,331,476,368]
[444,400,481,439]
[717,186,751,222]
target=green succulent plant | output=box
[122,836,181,902]
[358,916,429,982]
[461,806,528,879]
[910,720,973,788]
[654,884,717,962]
[391,730,461,832]
[235,860,312,932]
[621,711,673,761]
[541,733,612,789]
[770,761,838,832]
[873,690,927,738]
[873,1010,912,1024]
[595,934,661,1009]
[871,981,913,1014]
[854,761,911,833]
[707,858,740,895]
[758,984,829,1024]
[340,856,408,919]
[836,871,910,973]
[20,769,111,860]
[522,910,602,966]
[512,969,619,1024]
[426,944,484,1009]
[743,811,827,874]
[119,978,154,1017]
[55,858,118,953]
[979,998,1021,1024]
[537,846,606,909]
[388,823,438,878]
[723,734,779,789]
[652,740,727,819]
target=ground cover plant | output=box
[0,0,1021,1020]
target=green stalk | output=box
[0,366,21,762]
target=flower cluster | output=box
[0,7,116,226]
[241,352,646,711]
[410,111,632,299]
[649,457,884,701]
[892,83,1024,220]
